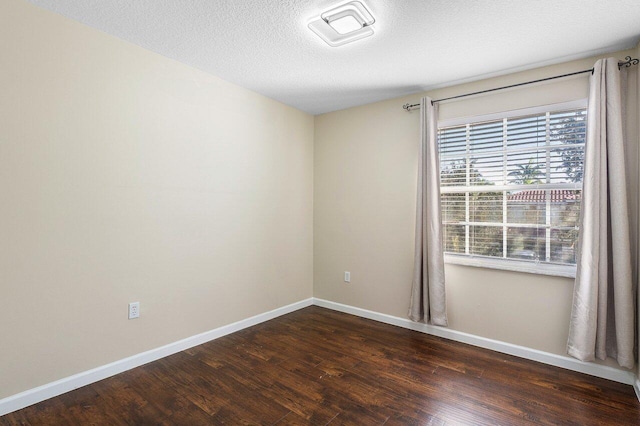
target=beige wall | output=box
[314,49,639,362]
[0,1,314,398]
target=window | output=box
[438,101,586,276]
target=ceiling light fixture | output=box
[308,1,375,47]
[328,15,362,35]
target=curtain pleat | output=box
[409,97,448,326]
[567,58,635,369]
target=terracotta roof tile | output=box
[508,189,580,203]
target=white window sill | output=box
[444,254,576,278]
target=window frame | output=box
[438,100,587,278]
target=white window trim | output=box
[439,100,587,279]
[445,253,577,278]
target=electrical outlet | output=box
[128,302,140,319]
[344,271,351,283]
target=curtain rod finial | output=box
[402,103,420,112]
[618,56,639,70]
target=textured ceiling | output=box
[25,0,640,114]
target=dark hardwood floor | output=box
[2,306,639,425]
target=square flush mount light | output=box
[308,1,375,47]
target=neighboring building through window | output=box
[438,101,586,275]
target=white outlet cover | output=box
[344,271,351,282]
[128,302,140,319]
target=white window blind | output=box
[438,104,586,271]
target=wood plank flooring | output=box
[2,306,639,425]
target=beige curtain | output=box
[567,58,635,369]
[409,97,448,326]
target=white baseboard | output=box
[312,298,637,387]
[634,378,640,401]
[0,298,314,417]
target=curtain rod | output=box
[402,56,639,111]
